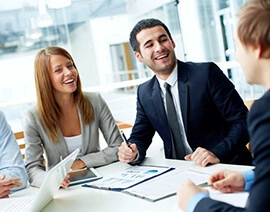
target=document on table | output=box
[123,170,209,202]
[83,165,174,191]
[210,189,249,208]
[188,163,254,175]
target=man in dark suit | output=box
[177,0,270,211]
[118,18,252,166]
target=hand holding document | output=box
[83,162,253,203]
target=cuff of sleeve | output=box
[128,152,141,165]
[242,169,254,191]
[187,192,209,212]
[134,151,140,161]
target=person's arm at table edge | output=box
[186,169,254,211]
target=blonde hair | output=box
[237,0,270,57]
[34,46,94,142]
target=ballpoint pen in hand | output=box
[198,182,213,187]
[120,130,130,147]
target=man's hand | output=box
[177,179,209,211]
[185,147,220,167]
[209,169,245,193]
[118,142,138,163]
[0,175,22,198]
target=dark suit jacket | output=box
[129,60,252,165]
[194,90,270,211]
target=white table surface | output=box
[6,156,253,212]
[44,158,188,212]
[5,129,253,211]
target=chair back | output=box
[244,100,255,152]
[14,131,25,159]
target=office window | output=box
[0,0,264,131]
[0,0,128,131]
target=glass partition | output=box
[0,0,264,131]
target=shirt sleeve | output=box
[187,192,210,212]
[0,111,28,190]
[242,169,254,191]
[188,169,254,211]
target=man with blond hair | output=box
[177,0,270,211]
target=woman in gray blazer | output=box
[23,46,123,188]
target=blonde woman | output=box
[24,46,122,188]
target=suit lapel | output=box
[54,132,69,158]
[77,109,86,154]
[177,61,188,135]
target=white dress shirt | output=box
[156,65,193,155]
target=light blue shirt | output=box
[187,169,254,211]
[242,169,254,191]
[0,111,28,191]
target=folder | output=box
[82,165,174,191]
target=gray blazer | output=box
[23,92,122,187]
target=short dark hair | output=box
[129,18,172,52]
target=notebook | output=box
[2,148,79,212]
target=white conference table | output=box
[9,156,253,212]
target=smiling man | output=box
[118,18,252,167]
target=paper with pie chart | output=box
[83,165,174,191]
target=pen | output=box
[198,182,213,187]
[120,130,130,147]
[11,182,22,186]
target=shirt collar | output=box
[156,64,178,89]
[166,64,178,87]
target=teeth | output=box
[156,54,168,59]
[64,79,74,84]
